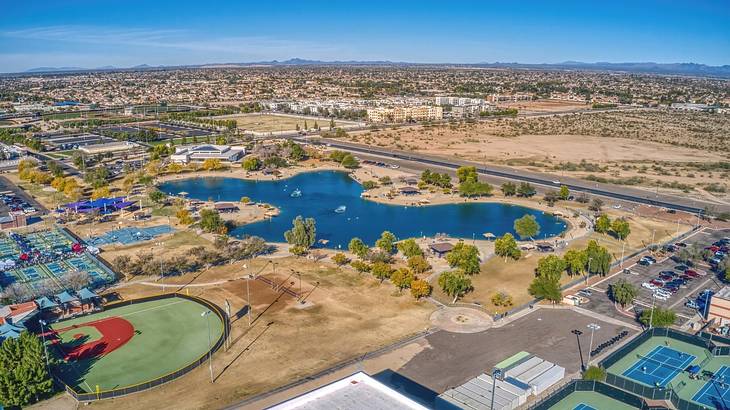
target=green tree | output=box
[536,255,567,282]
[284,216,317,250]
[340,154,359,169]
[397,238,423,258]
[0,332,54,406]
[242,156,261,171]
[199,209,226,234]
[407,255,431,274]
[458,179,493,197]
[362,180,378,190]
[585,240,612,276]
[456,166,477,183]
[438,271,473,303]
[446,242,481,275]
[583,366,607,381]
[501,182,517,196]
[514,214,541,240]
[375,231,397,254]
[609,279,638,308]
[494,233,521,260]
[640,307,677,327]
[390,268,415,292]
[517,182,536,197]
[348,237,369,259]
[559,185,570,200]
[595,214,612,234]
[371,262,393,282]
[563,249,588,276]
[350,260,371,273]
[611,218,631,240]
[528,276,562,303]
[148,189,167,204]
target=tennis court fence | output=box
[528,380,658,410]
[54,292,230,402]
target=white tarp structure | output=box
[435,374,529,410]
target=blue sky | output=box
[1,0,728,73]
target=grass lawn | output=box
[212,114,351,132]
[50,297,224,393]
[433,208,689,313]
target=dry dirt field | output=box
[212,114,353,132]
[432,204,691,313]
[346,109,730,203]
[83,256,434,410]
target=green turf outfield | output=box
[49,297,224,393]
[548,391,637,410]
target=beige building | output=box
[708,287,730,325]
[367,106,443,123]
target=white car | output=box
[654,293,670,301]
[552,180,561,185]
[642,282,658,290]
[654,289,671,298]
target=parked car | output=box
[643,282,658,290]
[577,289,592,297]
[685,269,700,278]
[675,242,688,248]
[650,279,665,286]
[686,300,700,309]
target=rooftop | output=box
[268,372,428,410]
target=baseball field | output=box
[48,296,224,394]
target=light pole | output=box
[246,271,254,327]
[572,329,585,370]
[201,310,213,383]
[587,323,601,361]
[648,293,656,329]
[620,241,626,268]
[490,368,502,410]
[38,319,50,368]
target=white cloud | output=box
[1,25,341,57]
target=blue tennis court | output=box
[692,366,730,409]
[573,404,596,410]
[87,225,175,246]
[622,345,696,387]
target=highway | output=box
[295,136,729,215]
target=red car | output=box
[685,269,700,278]
[651,279,665,286]
[707,246,720,252]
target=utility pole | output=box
[649,293,656,329]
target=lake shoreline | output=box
[158,167,579,247]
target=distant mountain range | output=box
[18,59,730,78]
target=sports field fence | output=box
[52,292,229,402]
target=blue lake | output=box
[158,171,567,248]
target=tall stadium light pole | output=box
[38,319,50,368]
[572,329,585,371]
[587,323,601,361]
[620,241,626,268]
[490,368,501,410]
[201,310,213,383]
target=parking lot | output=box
[0,176,48,216]
[582,228,730,326]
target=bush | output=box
[331,253,350,266]
[410,279,432,299]
[350,260,371,273]
[583,365,607,381]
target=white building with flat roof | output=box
[170,144,245,164]
[267,372,428,410]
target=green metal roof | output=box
[495,351,531,370]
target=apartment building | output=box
[367,106,443,123]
